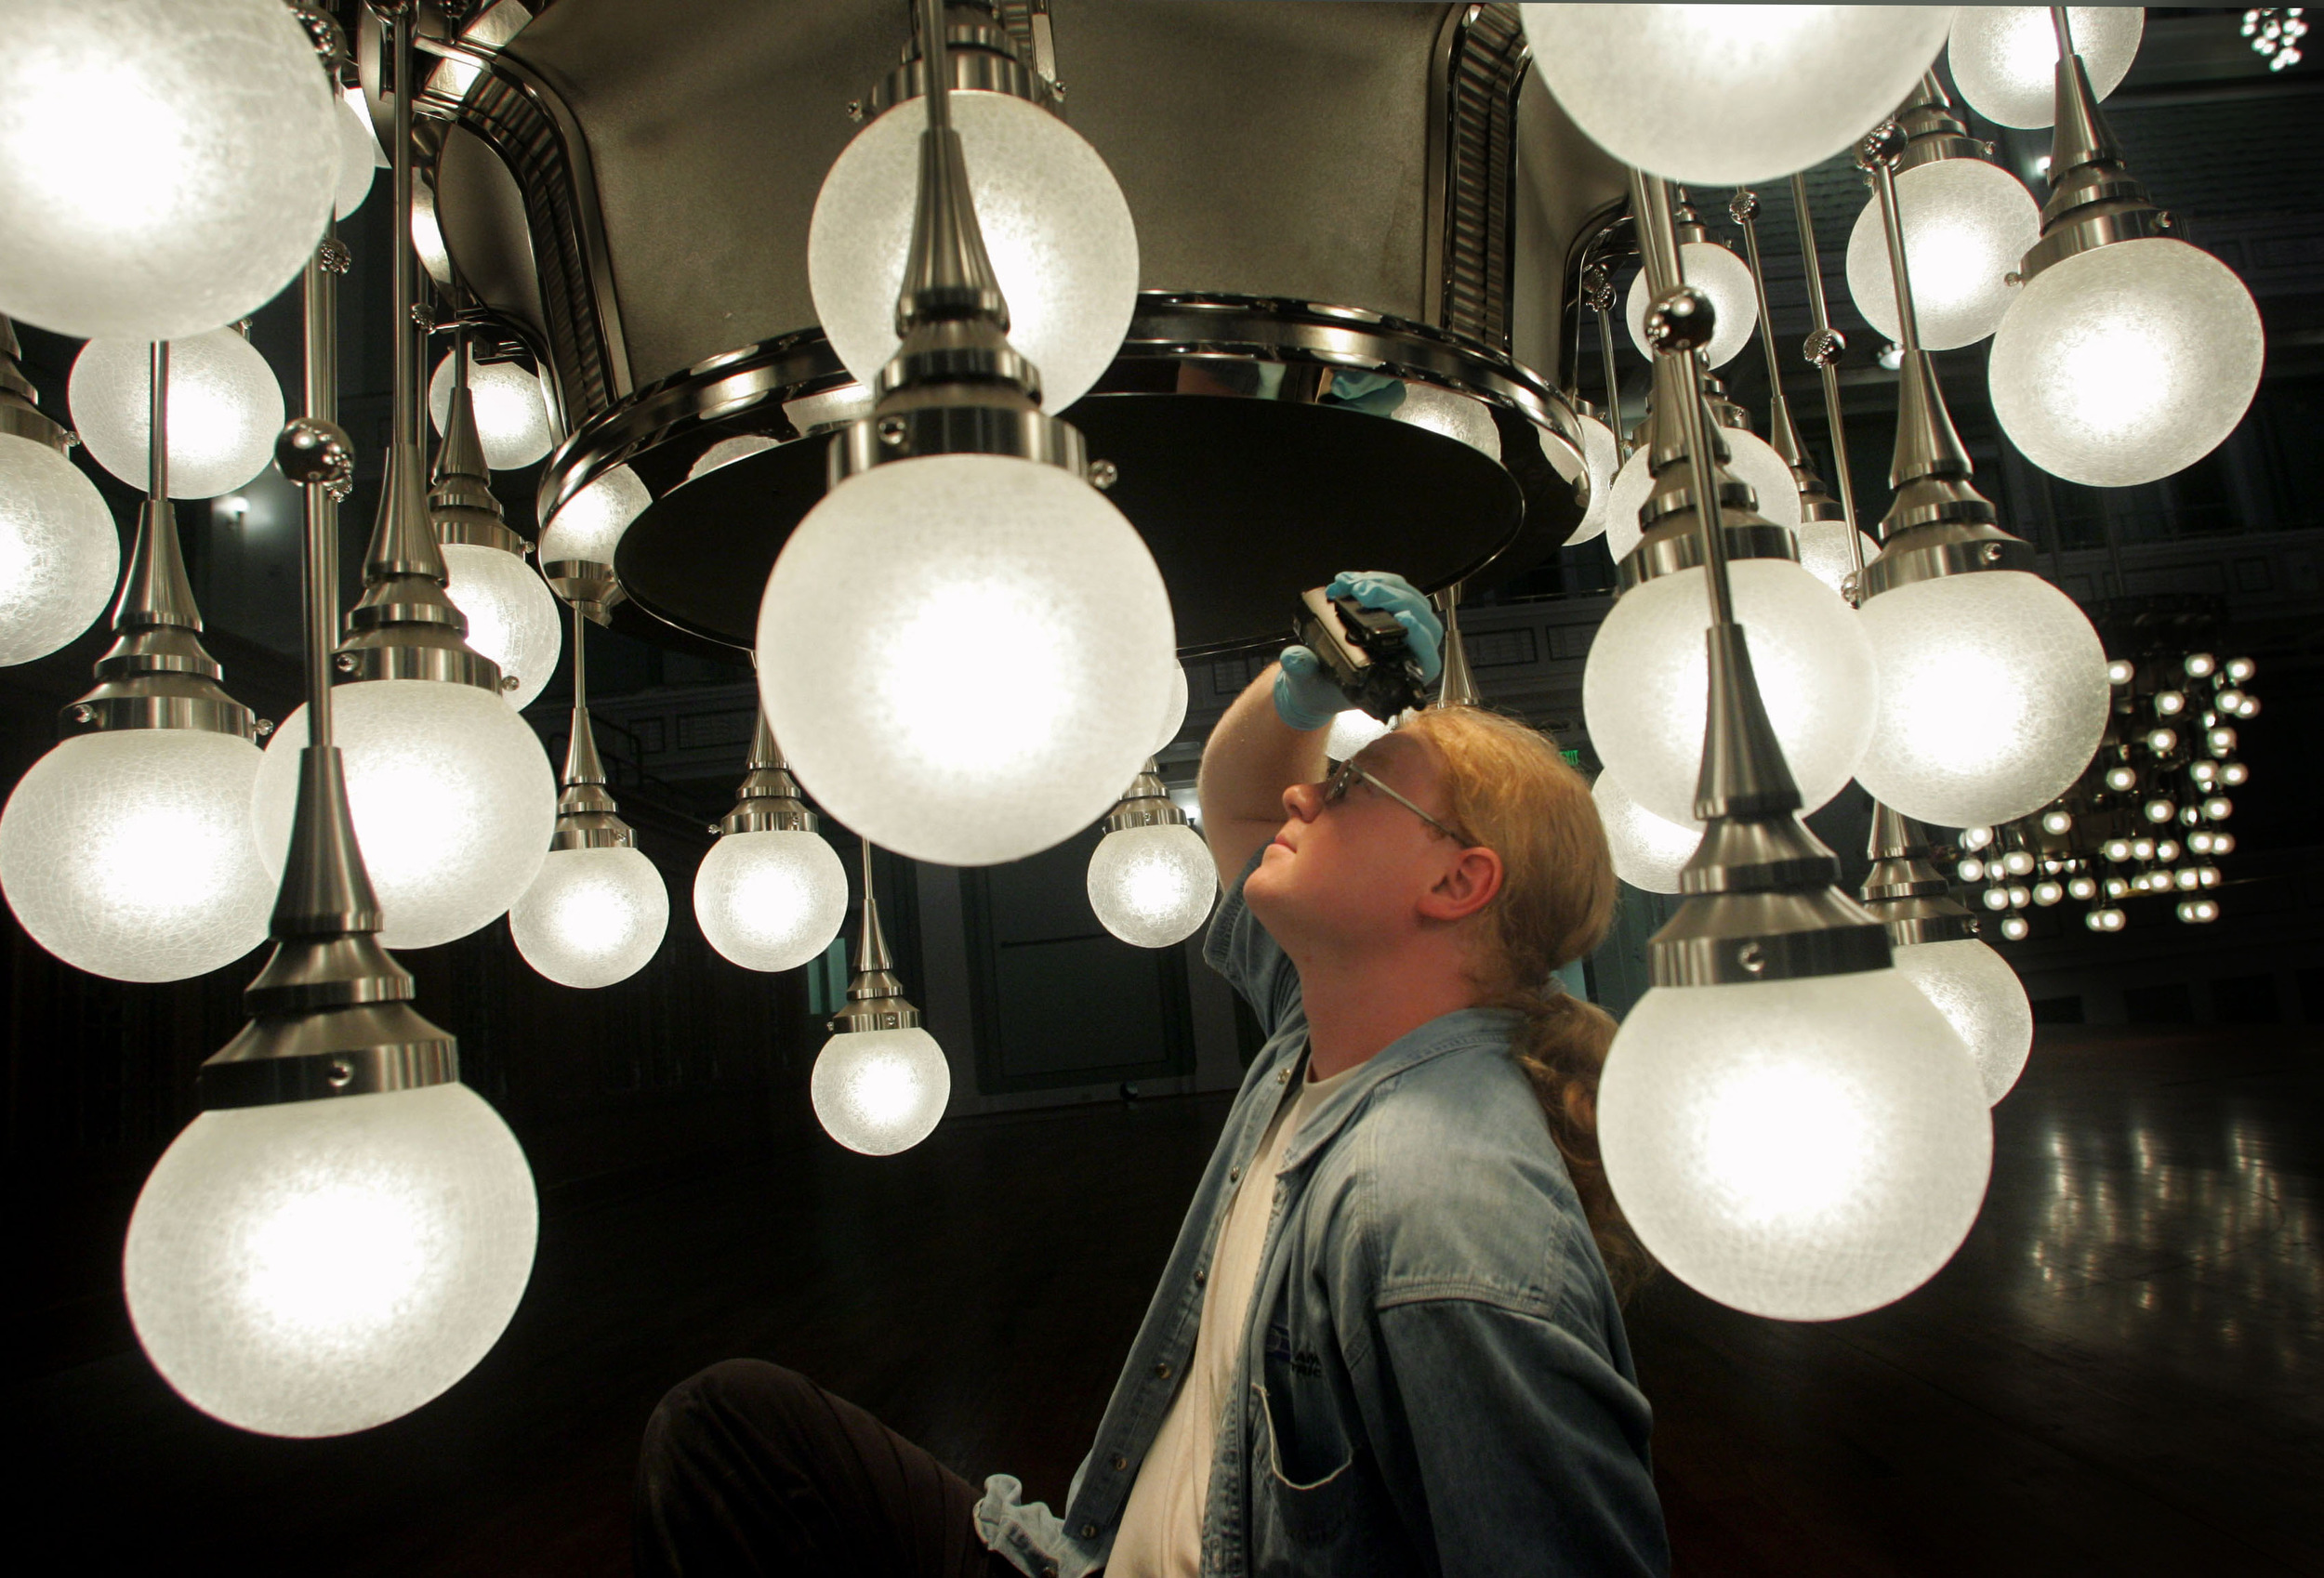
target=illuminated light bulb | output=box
[2212,832,2236,855]
[1982,887,2011,912]
[1088,823,1216,948]
[2225,656,2254,682]
[509,846,668,989]
[72,330,284,500]
[2032,880,2062,905]
[2219,762,2247,786]
[2130,837,2155,860]
[1998,914,2030,940]
[2007,885,2030,908]
[2155,839,2180,862]
[2000,848,2035,877]
[2173,866,2200,890]
[2198,865,2220,887]
[2146,728,2177,756]
[1326,708,1393,763]
[2143,798,2174,823]
[1958,857,1986,884]
[686,435,778,481]
[1153,658,1189,756]
[2232,694,2260,719]
[440,544,561,710]
[2208,727,2237,756]
[2107,658,2135,684]
[1960,826,1994,851]
[428,354,552,472]
[0,0,337,341]
[1625,242,1759,369]
[1593,770,1702,895]
[0,433,119,664]
[1604,427,1803,561]
[2040,809,2073,835]
[537,466,651,570]
[332,94,376,219]
[2105,766,2137,792]
[2086,906,2125,931]
[2067,875,2096,900]
[1566,414,1623,546]
[2203,796,2233,822]
[1794,520,1882,598]
[693,831,849,972]
[2104,877,2127,899]
[809,91,1137,412]
[2187,831,2213,854]
[2184,651,2215,677]
[812,1029,950,1156]
[1520,5,1957,186]
[2153,690,2185,716]
[2176,898,2218,925]
[1846,159,2040,349]
[2213,689,2248,715]
[1947,6,2145,129]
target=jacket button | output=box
[1195,1269,1207,1285]
[1109,1452,1128,1471]
[1042,1566,1059,1578]
[1229,1165,1241,1182]
[1155,1361,1173,1380]
[1079,1523,1097,1540]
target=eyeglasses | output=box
[1323,756,1465,843]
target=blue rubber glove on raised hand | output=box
[1273,570,1445,731]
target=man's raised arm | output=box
[1196,662,1327,889]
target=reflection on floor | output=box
[12,1025,2320,1574]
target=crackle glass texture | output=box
[1947,6,2143,129]
[693,829,849,973]
[428,353,554,473]
[1592,769,1701,895]
[686,435,778,481]
[253,682,556,950]
[1089,824,1216,949]
[0,0,337,341]
[1892,937,2033,1105]
[1584,559,1876,826]
[538,465,651,568]
[1392,385,1501,460]
[758,454,1173,867]
[1855,571,2110,828]
[1604,427,1802,563]
[1598,969,1992,1321]
[124,1083,536,1438]
[1794,519,1881,598]
[72,330,284,500]
[1567,415,1622,546]
[809,91,1139,412]
[1623,242,1760,370]
[812,1028,951,1156]
[442,543,561,711]
[510,845,667,990]
[333,95,376,219]
[1846,158,2040,350]
[1522,6,1956,185]
[0,434,119,665]
[0,729,272,981]
[1988,239,2262,488]
[1154,660,1189,755]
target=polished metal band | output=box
[1617,516,1798,593]
[865,33,1060,120]
[829,994,924,1033]
[1104,762,1188,834]
[1647,897,1895,987]
[828,401,1089,485]
[2017,199,2174,283]
[0,399,71,453]
[66,691,259,739]
[337,639,510,690]
[199,1011,460,1110]
[542,559,627,625]
[1858,522,2040,600]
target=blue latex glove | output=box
[1273,570,1445,730]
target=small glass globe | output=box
[1598,967,1992,1322]
[124,1083,536,1438]
[252,681,556,950]
[1890,937,2034,1105]
[0,729,272,981]
[1154,658,1189,755]
[0,0,337,341]
[693,829,849,972]
[1521,5,1956,185]
[332,95,376,219]
[1947,6,2144,130]
[1846,158,2040,350]
[537,465,651,568]
[686,434,778,481]
[810,90,1137,411]
[1624,242,1759,370]
[1326,708,1393,763]
[1586,559,1872,825]
[510,845,668,989]
[1988,238,2263,488]
[1793,519,1881,597]
[1855,571,2111,828]
[1604,427,1802,563]
[1567,414,1623,546]
[441,543,562,710]
[812,1028,950,1156]
[428,353,554,472]
[0,433,119,664]
[71,329,285,500]
[759,454,1173,867]
[1592,770,1701,895]
[1088,823,1216,948]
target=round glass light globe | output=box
[1154,658,1189,755]
[1567,415,1623,546]
[1855,571,2110,828]
[0,0,337,341]
[253,681,556,950]
[1598,967,1992,1321]
[1890,937,2033,1105]
[1392,385,1502,460]
[812,1028,950,1156]
[1089,823,1216,948]
[1584,559,1877,826]
[759,454,1172,867]
[0,729,272,981]
[1846,159,2040,350]
[71,329,284,500]
[1592,770,1701,895]
[1987,239,2263,488]
[510,845,667,989]
[0,434,119,664]
[441,543,561,710]
[1794,519,1881,598]
[538,465,651,568]
[428,353,554,473]
[333,94,376,219]
[1604,428,1803,563]
[686,434,778,481]
[1326,708,1393,763]
[1521,5,1956,185]
[1624,242,1760,370]
[693,829,849,972]
[809,91,1138,412]
[124,1083,535,1438]
[1947,6,2144,129]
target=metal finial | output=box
[1860,802,1979,946]
[831,840,924,1032]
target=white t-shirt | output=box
[1106,1054,1360,1578]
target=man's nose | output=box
[1282,781,1322,822]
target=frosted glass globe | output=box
[1521,5,1956,185]
[1154,659,1189,754]
[1846,159,2040,350]
[1592,770,1701,894]
[686,434,778,480]
[441,543,561,710]
[759,454,1172,867]
[1326,708,1393,762]
[1393,385,1501,459]
[0,729,271,981]
[510,845,667,989]
[537,465,651,567]
[1794,519,1881,597]
[0,0,337,340]
[1947,6,2143,129]
[1584,559,1877,826]
[333,94,376,219]
[1890,937,2032,1105]
[1089,823,1216,948]
[813,1028,950,1155]
[809,91,1138,411]
[1604,427,1802,562]
[1567,414,1623,546]
[253,682,555,949]
[1855,571,2109,828]
[0,434,119,664]
[124,1083,535,1438]
[71,330,284,500]
[428,353,553,472]
[1624,243,1759,370]
[693,829,849,972]
[1987,239,2263,488]
[1599,967,1992,1321]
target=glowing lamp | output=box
[0,433,120,664]
[72,330,284,500]
[1604,427,1802,562]
[1626,242,1758,369]
[509,846,668,989]
[1846,159,2040,350]
[537,465,652,570]
[1890,938,2033,1104]
[1947,6,2144,129]
[694,832,850,972]
[1088,823,1216,949]
[428,353,553,472]
[1592,770,1701,895]
[440,544,561,711]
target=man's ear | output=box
[1419,845,1501,923]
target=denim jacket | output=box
[976,857,1669,1577]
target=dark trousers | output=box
[635,1359,1021,1578]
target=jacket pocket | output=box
[1253,1381,1359,1547]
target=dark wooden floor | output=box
[9,1024,2320,1575]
